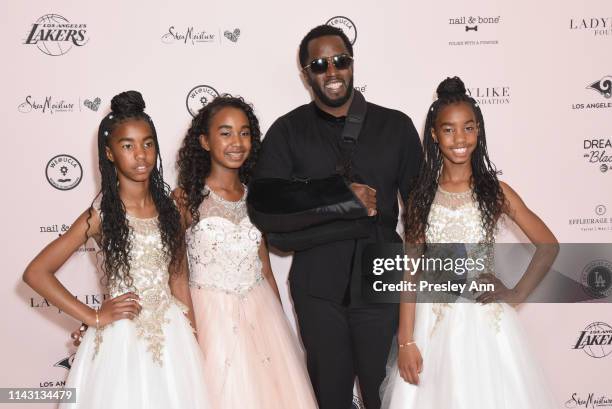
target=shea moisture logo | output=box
[24,14,88,56]
[583,138,612,173]
[162,26,216,44]
[161,26,241,44]
[565,393,612,408]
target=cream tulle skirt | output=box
[60,302,209,408]
[381,302,555,409]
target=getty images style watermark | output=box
[361,243,612,304]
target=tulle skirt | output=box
[59,303,209,409]
[381,302,555,409]
[191,278,318,409]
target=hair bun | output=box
[436,77,467,99]
[110,90,145,114]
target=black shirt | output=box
[255,100,423,302]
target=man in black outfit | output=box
[254,25,422,409]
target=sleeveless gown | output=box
[186,187,318,409]
[60,203,209,409]
[380,187,555,409]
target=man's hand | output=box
[350,183,377,217]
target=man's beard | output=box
[311,77,354,108]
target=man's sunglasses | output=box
[302,54,354,74]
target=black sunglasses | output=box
[302,54,353,74]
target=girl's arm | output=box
[259,237,282,303]
[23,208,141,326]
[477,182,559,304]
[397,242,424,385]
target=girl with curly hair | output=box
[381,77,558,409]
[23,91,209,409]
[175,95,317,409]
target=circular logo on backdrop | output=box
[186,85,219,117]
[326,16,357,45]
[24,14,88,56]
[581,259,612,299]
[573,322,612,358]
[595,204,607,216]
[45,154,82,191]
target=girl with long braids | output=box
[381,77,558,408]
[23,91,209,409]
[175,95,318,409]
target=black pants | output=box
[291,282,399,409]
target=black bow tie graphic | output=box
[465,25,478,31]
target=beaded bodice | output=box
[186,187,264,295]
[93,199,185,366]
[426,187,486,244]
[425,187,502,331]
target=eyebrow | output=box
[439,119,476,126]
[217,125,250,130]
[117,135,154,142]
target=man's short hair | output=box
[298,25,353,68]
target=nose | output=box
[134,144,146,159]
[325,57,338,76]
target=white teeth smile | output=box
[136,166,147,171]
[226,153,243,159]
[325,81,343,90]
[452,147,467,154]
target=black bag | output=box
[247,90,371,251]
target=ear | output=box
[105,146,114,162]
[199,134,210,151]
[430,128,438,144]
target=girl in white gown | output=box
[23,91,209,409]
[381,77,558,409]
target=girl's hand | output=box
[397,342,423,385]
[96,292,141,326]
[475,273,525,307]
[70,323,88,346]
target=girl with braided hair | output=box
[175,95,317,409]
[381,77,558,408]
[23,91,209,409]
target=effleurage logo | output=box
[582,138,612,174]
[572,76,612,111]
[161,26,241,45]
[572,322,612,358]
[570,17,612,37]
[448,15,501,46]
[569,205,612,233]
[24,14,88,56]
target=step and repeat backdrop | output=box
[1,0,611,407]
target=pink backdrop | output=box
[1,0,611,407]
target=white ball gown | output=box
[380,187,555,409]
[60,204,209,409]
[186,186,318,409]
